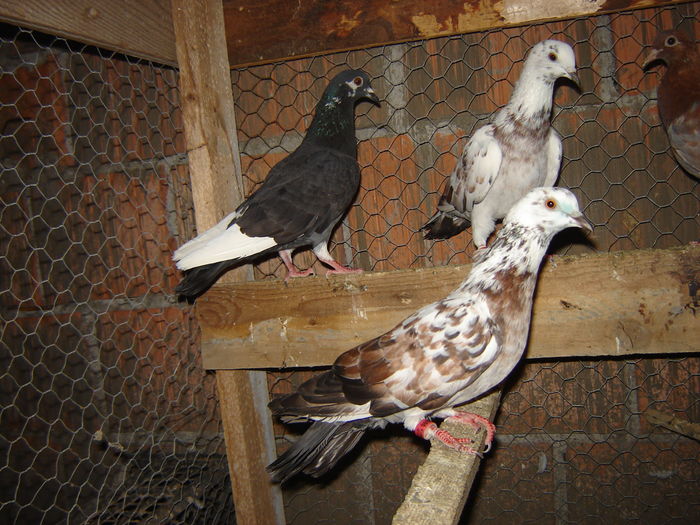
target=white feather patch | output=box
[173,211,239,262]
[174,219,277,270]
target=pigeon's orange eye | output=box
[546,199,556,209]
[548,52,557,61]
[353,76,363,86]
[665,36,678,47]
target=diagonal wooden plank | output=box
[393,390,502,525]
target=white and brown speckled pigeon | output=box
[423,40,579,247]
[643,30,700,179]
[173,70,379,299]
[268,187,591,483]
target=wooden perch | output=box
[393,390,501,525]
[199,244,700,369]
[645,409,700,442]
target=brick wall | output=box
[0,25,230,523]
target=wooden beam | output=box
[199,244,700,369]
[0,0,687,68]
[0,0,177,66]
[393,390,501,525]
[220,0,689,67]
[171,1,283,523]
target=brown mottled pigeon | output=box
[267,187,591,483]
[173,70,379,299]
[423,40,579,247]
[644,30,700,179]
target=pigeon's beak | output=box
[642,48,663,70]
[363,87,381,107]
[566,71,580,88]
[571,213,593,233]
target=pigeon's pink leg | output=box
[324,260,363,276]
[414,413,495,454]
[279,250,314,281]
[413,419,480,455]
[312,244,363,276]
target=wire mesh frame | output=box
[233,4,700,524]
[0,24,233,524]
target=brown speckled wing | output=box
[333,297,501,416]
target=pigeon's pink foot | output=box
[284,268,315,282]
[448,412,496,452]
[414,419,480,455]
[324,261,363,276]
[279,250,315,282]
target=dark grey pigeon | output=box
[423,40,578,248]
[268,187,591,484]
[173,70,379,298]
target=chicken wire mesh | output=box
[0,24,233,524]
[0,3,699,525]
[234,3,698,524]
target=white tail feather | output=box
[174,218,277,270]
[173,212,238,262]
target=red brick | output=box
[566,438,700,523]
[76,166,175,300]
[96,306,218,435]
[2,312,90,448]
[468,441,556,523]
[70,55,183,166]
[499,360,635,436]
[368,432,425,524]
[353,134,421,271]
[635,357,700,433]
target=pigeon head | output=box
[505,187,592,236]
[526,40,579,86]
[322,69,380,107]
[307,69,379,148]
[643,30,695,70]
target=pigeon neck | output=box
[307,97,358,155]
[502,72,555,123]
[462,223,551,293]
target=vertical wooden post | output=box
[170,1,284,523]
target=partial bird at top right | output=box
[643,30,700,179]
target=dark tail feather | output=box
[422,211,470,240]
[174,261,234,300]
[267,421,368,483]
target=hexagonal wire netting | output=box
[0,24,232,524]
[0,3,698,525]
